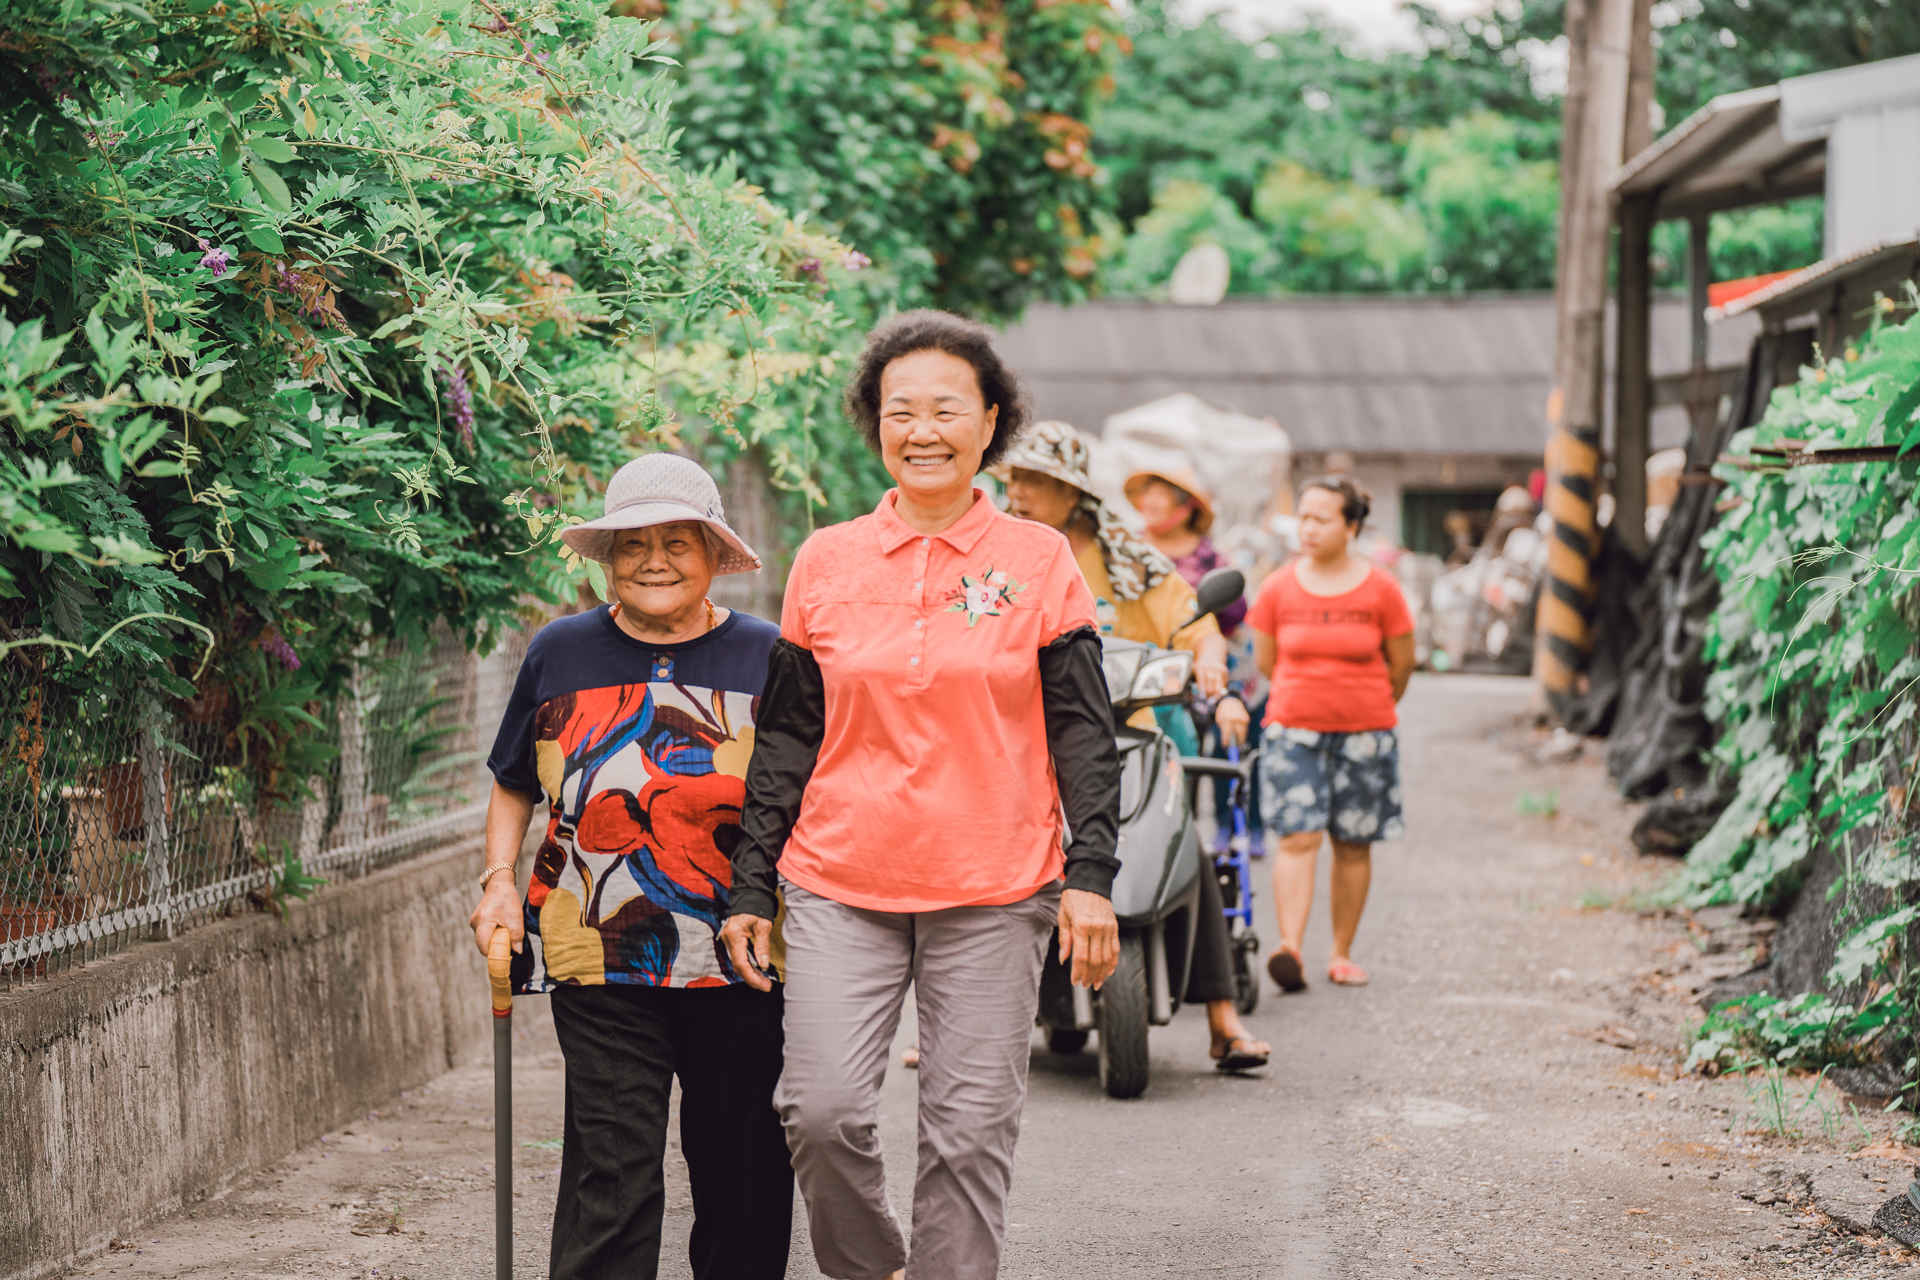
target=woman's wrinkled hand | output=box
[1057,888,1119,990]
[1214,694,1250,746]
[720,913,775,992]
[1193,657,1230,701]
[469,878,524,957]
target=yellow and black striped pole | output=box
[1536,385,1600,708]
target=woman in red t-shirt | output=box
[1246,477,1415,991]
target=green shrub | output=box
[1683,298,1920,1090]
[0,0,855,794]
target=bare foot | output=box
[901,1044,919,1069]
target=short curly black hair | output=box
[843,309,1029,469]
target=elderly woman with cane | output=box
[720,310,1122,1280]
[469,452,793,1280]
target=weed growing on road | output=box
[1740,1062,1834,1139]
[1842,1101,1876,1149]
[1689,991,1889,1074]
[1514,788,1559,817]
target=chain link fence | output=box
[0,626,532,989]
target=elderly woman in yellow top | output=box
[998,421,1269,1071]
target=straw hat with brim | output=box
[1124,467,1215,536]
[988,420,1095,495]
[560,453,761,573]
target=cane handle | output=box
[488,925,513,1017]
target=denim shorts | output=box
[1258,726,1404,843]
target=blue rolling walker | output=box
[1180,742,1263,1015]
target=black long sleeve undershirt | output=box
[725,625,1123,918]
[1038,625,1122,897]
[729,639,823,921]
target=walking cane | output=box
[489,926,514,1280]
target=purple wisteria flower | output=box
[440,365,476,449]
[796,257,823,282]
[841,249,870,272]
[259,627,301,671]
[197,239,231,279]
[36,65,72,101]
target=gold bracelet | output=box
[479,862,516,890]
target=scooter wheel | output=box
[1047,1027,1089,1055]
[1095,933,1150,1099]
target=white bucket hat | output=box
[560,453,761,574]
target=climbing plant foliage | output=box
[0,0,865,785]
[1684,299,1920,1088]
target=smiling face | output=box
[877,348,999,506]
[1004,467,1084,533]
[1296,485,1358,562]
[608,521,717,624]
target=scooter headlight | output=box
[1129,651,1193,701]
[1102,647,1144,703]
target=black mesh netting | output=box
[1560,330,1808,852]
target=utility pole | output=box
[1536,0,1652,713]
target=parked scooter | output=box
[1037,568,1246,1099]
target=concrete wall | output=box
[0,835,495,1279]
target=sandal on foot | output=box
[1266,947,1307,993]
[1211,1035,1271,1072]
[1327,961,1370,986]
[901,1044,920,1069]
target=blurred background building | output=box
[998,294,1758,557]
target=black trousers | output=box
[1184,855,1237,1006]
[548,982,792,1280]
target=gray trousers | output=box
[775,879,1061,1280]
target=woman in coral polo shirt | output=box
[720,311,1121,1280]
[1246,477,1415,992]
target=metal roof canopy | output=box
[1612,52,1920,222]
[1611,86,1824,219]
[1711,235,1920,325]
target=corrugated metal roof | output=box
[1609,87,1817,219]
[997,296,1759,456]
[1710,236,1920,322]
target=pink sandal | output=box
[1327,960,1370,986]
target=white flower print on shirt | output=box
[946,566,1027,628]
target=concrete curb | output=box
[0,836,490,1279]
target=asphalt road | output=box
[77,675,1919,1280]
